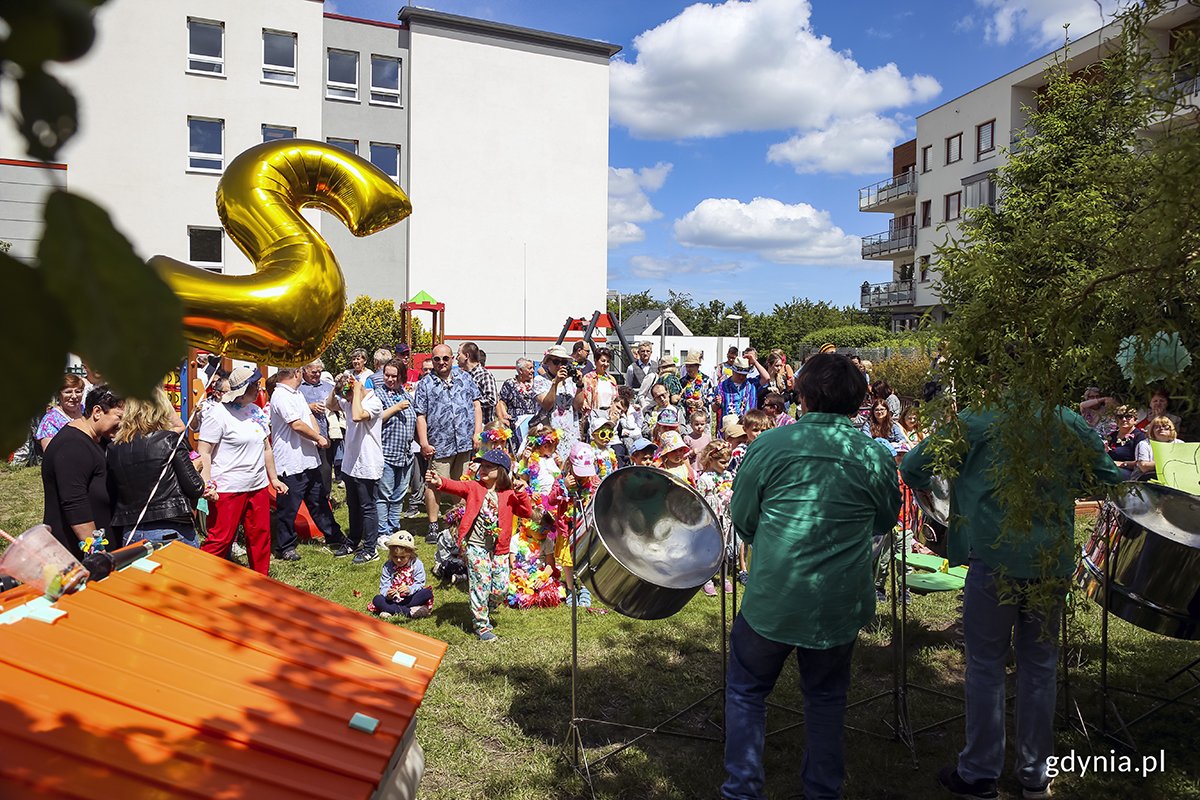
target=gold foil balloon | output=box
[149,139,412,365]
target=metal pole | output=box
[660,307,668,362]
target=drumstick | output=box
[0,528,15,544]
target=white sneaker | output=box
[410,606,432,619]
[378,611,394,620]
[230,542,247,558]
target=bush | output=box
[322,295,429,373]
[871,354,933,401]
[799,324,891,351]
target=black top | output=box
[41,424,110,554]
[107,430,205,530]
[1107,427,1147,463]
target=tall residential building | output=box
[0,1,620,371]
[858,3,1199,331]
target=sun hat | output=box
[569,441,597,477]
[382,531,417,552]
[731,357,751,375]
[474,449,512,472]
[721,415,745,439]
[543,345,570,360]
[684,351,703,365]
[588,410,614,432]
[656,407,681,427]
[656,430,689,459]
[819,343,837,354]
[221,366,261,403]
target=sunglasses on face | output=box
[594,429,613,440]
[1120,413,1136,419]
[431,356,452,362]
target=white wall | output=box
[405,26,610,343]
[0,163,64,262]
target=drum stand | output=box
[562,507,735,794]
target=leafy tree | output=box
[799,324,893,351]
[872,354,933,400]
[322,295,429,373]
[923,0,1200,598]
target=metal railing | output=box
[860,279,915,309]
[861,227,917,259]
[859,170,917,210]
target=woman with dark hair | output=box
[1135,388,1181,432]
[108,388,214,547]
[1106,405,1148,481]
[37,374,86,452]
[580,346,618,415]
[872,379,901,419]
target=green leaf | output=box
[0,0,102,67]
[0,252,73,454]
[16,68,77,162]
[39,190,185,397]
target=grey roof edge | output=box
[398,6,622,59]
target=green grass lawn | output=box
[2,464,1198,799]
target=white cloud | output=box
[767,114,905,175]
[673,197,861,264]
[607,162,672,248]
[974,0,1129,47]
[609,0,940,141]
[629,254,745,280]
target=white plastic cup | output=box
[0,525,89,600]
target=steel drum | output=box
[1075,483,1200,640]
[574,466,724,620]
[912,475,951,557]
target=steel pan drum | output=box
[574,466,723,620]
[912,475,951,557]
[1075,483,1200,640]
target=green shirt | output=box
[899,407,1121,579]
[730,413,900,649]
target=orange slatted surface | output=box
[0,544,447,799]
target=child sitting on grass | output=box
[369,532,433,620]
[427,449,531,642]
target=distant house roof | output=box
[0,543,446,799]
[619,309,693,338]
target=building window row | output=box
[326,138,402,182]
[927,119,998,173]
[185,19,402,106]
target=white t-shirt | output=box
[199,401,270,493]
[339,392,385,480]
[270,382,320,476]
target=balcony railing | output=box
[860,279,915,309]
[861,226,916,259]
[859,170,917,211]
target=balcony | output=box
[859,170,917,212]
[861,226,916,260]
[860,279,915,309]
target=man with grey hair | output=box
[626,341,655,390]
[370,347,393,391]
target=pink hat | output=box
[656,430,689,459]
[569,441,597,477]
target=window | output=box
[921,145,932,173]
[262,125,296,142]
[327,49,358,100]
[662,319,683,337]
[964,174,996,209]
[188,227,223,272]
[945,133,962,164]
[369,142,400,182]
[327,137,358,155]
[920,200,932,228]
[944,191,962,221]
[263,30,297,84]
[976,120,995,158]
[899,262,914,281]
[370,55,401,105]
[187,117,223,171]
[919,255,931,282]
[187,19,223,74]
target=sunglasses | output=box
[1120,413,1136,419]
[593,429,614,440]
[431,356,452,362]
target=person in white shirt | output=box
[270,367,348,561]
[198,366,287,575]
[336,371,385,564]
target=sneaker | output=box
[876,589,888,602]
[425,527,440,544]
[936,766,998,799]
[410,606,432,619]
[724,579,734,593]
[278,548,300,562]
[1021,780,1053,800]
[576,587,592,608]
[478,631,498,642]
[702,580,717,597]
[737,570,748,585]
[352,549,379,565]
[451,573,467,586]
[230,542,247,559]
[330,543,354,558]
[378,611,394,620]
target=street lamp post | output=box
[726,313,743,352]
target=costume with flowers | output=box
[506,430,563,608]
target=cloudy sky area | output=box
[331,0,1126,310]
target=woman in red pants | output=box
[197,366,288,574]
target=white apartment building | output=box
[858,3,1199,331]
[0,2,619,372]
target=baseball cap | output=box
[588,410,614,432]
[569,441,597,476]
[475,449,512,472]
[396,343,411,354]
[221,366,261,403]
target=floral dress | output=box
[507,455,563,608]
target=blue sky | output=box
[329,0,1124,311]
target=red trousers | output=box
[201,487,272,575]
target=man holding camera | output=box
[533,345,585,461]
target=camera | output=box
[566,362,585,384]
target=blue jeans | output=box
[958,560,1061,789]
[723,614,855,800]
[121,520,199,548]
[376,460,411,536]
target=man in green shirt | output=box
[724,353,899,800]
[901,405,1120,800]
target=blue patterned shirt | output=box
[413,372,481,458]
[375,384,416,466]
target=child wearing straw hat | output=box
[369,531,433,620]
